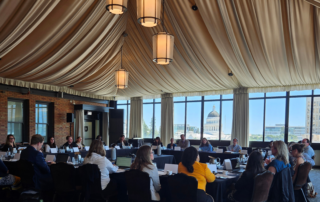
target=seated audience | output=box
[199,138,213,152]
[167,138,177,149]
[289,143,315,167]
[84,140,118,197]
[45,137,57,153]
[152,137,163,147]
[178,147,215,202]
[20,135,55,190]
[116,135,129,148]
[265,140,291,174]
[75,136,85,150]
[0,159,21,190]
[62,136,78,149]
[177,134,190,149]
[302,138,315,159]
[96,135,106,146]
[269,140,273,148]
[1,135,18,152]
[227,138,242,152]
[290,143,305,182]
[228,151,265,202]
[131,145,161,201]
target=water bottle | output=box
[157,145,161,156]
[111,148,116,160]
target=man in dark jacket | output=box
[62,136,78,149]
[116,135,129,148]
[21,135,55,190]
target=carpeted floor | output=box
[309,169,320,202]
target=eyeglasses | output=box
[9,138,14,140]
[150,151,154,155]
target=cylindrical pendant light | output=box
[137,0,162,27]
[106,0,128,15]
[153,32,174,65]
[115,69,129,89]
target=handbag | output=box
[307,182,317,198]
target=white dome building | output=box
[204,105,220,139]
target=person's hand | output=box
[7,170,9,174]
[265,158,271,165]
[50,162,56,165]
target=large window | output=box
[35,103,48,140]
[8,100,23,143]
[249,90,319,143]
[174,95,233,140]
[117,100,130,137]
[142,99,161,138]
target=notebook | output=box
[164,164,178,174]
[116,157,132,168]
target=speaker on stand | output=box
[67,113,74,137]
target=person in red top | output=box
[178,147,215,202]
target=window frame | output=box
[142,99,161,139]
[117,100,130,137]
[174,95,233,141]
[35,102,49,141]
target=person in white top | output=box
[130,145,161,201]
[75,136,85,150]
[83,140,118,193]
[45,137,58,153]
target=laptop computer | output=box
[230,158,241,172]
[56,154,69,163]
[116,157,132,169]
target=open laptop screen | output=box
[116,157,132,168]
[230,158,240,170]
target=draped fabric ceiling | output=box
[0,0,320,100]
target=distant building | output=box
[265,124,306,141]
[203,105,220,139]
[306,97,320,142]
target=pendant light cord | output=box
[162,0,168,33]
[121,46,123,68]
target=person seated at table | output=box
[84,140,118,197]
[269,140,273,148]
[131,145,161,201]
[167,138,177,149]
[20,135,55,190]
[227,138,242,152]
[0,159,21,190]
[62,136,78,149]
[199,138,213,152]
[116,135,129,148]
[152,137,163,147]
[290,143,306,182]
[96,135,106,146]
[228,151,265,202]
[178,134,190,149]
[302,138,315,159]
[45,137,58,153]
[1,135,18,152]
[75,136,85,150]
[265,140,291,174]
[178,147,215,202]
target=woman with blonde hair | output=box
[265,140,291,174]
[2,135,18,152]
[84,140,118,196]
[131,145,161,201]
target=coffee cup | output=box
[223,171,228,175]
[166,170,172,175]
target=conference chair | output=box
[293,162,312,202]
[17,160,35,189]
[250,171,274,202]
[50,163,81,202]
[167,173,198,202]
[268,167,295,201]
[80,164,116,202]
[125,169,151,202]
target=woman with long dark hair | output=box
[178,147,215,202]
[45,137,57,152]
[199,138,213,151]
[152,137,163,147]
[290,144,305,182]
[131,145,161,201]
[228,151,265,202]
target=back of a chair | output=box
[167,173,198,202]
[81,164,103,200]
[294,162,312,190]
[56,153,69,163]
[17,160,35,189]
[251,171,274,202]
[125,169,151,202]
[50,163,76,192]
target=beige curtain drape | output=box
[102,112,109,146]
[129,97,142,138]
[160,93,173,146]
[305,0,320,7]
[75,110,84,139]
[231,88,249,147]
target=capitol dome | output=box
[207,105,219,118]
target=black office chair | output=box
[251,171,274,202]
[125,169,151,202]
[293,162,312,202]
[167,173,198,202]
[80,164,115,202]
[17,160,35,189]
[50,163,81,202]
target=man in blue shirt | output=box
[302,138,315,159]
[227,138,242,152]
[21,135,55,190]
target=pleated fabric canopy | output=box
[0,0,320,100]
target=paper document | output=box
[158,171,167,176]
[50,148,57,153]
